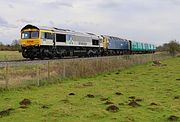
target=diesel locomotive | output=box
[20,24,156,59]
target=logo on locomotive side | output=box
[67,35,74,45]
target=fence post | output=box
[81,59,84,77]
[96,58,99,72]
[63,61,66,78]
[152,53,155,61]
[36,65,40,86]
[47,61,50,79]
[108,57,111,71]
[5,62,9,89]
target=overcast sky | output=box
[0,0,180,45]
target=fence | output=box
[0,53,171,89]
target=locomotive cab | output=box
[20,25,41,47]
[20,25,55,59]
[21,30,40,47]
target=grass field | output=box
[0,57,179,122]
[0,51,23,61]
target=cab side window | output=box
[41,32,53,40]
[41,32,45,39]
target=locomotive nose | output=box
[20,39,41,47]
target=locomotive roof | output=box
[21,24,100,39]
[103,35,128,41]
[21,24,68,32]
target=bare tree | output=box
[11,40,21,51]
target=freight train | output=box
[20,24,156,59]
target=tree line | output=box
[0,40,21,51]
[157,40,180,56]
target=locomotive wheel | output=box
[29,57,34,60]
[40,55,44,60]
[29,53,35,60]
[22,52,28,58]
[22,49,28,58]
[49,54,54,59]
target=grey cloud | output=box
[0,17,9,27]
[0,16,16,28]
[17,19,34,23]
[44,1,74,8]
[17,18,40,24]
[49,20,55,26]
[164,0,180,5]
[98,1,121,9]
[8,3,14,8]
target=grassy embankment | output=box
[0,57,179,122]
[0,51,23,61]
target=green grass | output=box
[0,51,23,61]
[0,57,179,122]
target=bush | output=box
[168,41,180,56]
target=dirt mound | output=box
[135,99,143,102]
[129,96,136,99]
[41,105,49,109]
[115,92,123,96]
[83,82,93,87]
[104,101,114,105]
[115,72,120,75]
[20,99,31,106]
[0,108,14,118]
[128,100,141,107]
[150,102,158,106]
[127,72,133,74]
[100,98,109,101]
[174,96,180,99]
[4,98,10,100]
[119,103,125,106]
[152,60,167,66]
[69,93,75,96]
[106,105,119,113]
[168,115,179,121]
[153,60,161,65]
[19,99,31,108]
[86,94,95,98]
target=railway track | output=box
[0,55,132,68]
[0,53,153,68]
[0,57,74,68]
[0,59,47,68]
[0,56,106,68]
